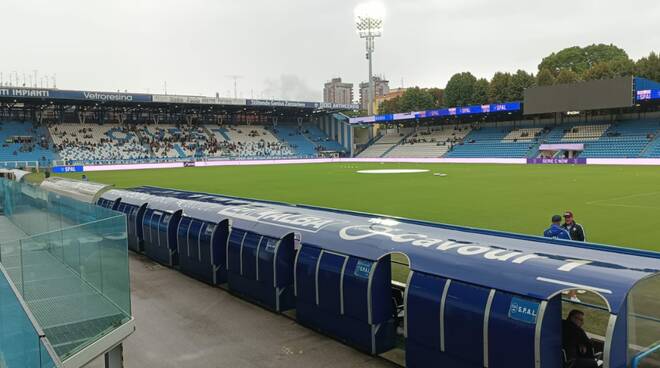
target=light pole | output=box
[355,2,385,116]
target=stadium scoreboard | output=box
[523,76,634,115]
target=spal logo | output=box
[508,297,539,324]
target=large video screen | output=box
[524,76,633,115]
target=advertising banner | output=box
[636,89,660,101]
[152,94,246,106]
[349,102,522,124]
[52,166,85,173]
[0,87,152,103]
[526,158,587,165]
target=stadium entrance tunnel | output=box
[92,186,660,368]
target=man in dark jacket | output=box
[562,310,599,368]
[562,211,586,242]
[544,215,571,240]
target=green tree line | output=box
[378,45,660,114]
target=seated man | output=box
[562,310,600,368]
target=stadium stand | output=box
[0,121,54,165]
[302,125,346,153]
[444,126,538,158]
[50,123,150,162]
[384,125,471,158]
[220,125,294,157]
[558,124,611,142]
[47,123,311,163]
[3,118,660,165]
[642,127,660,157]
[270,124,318,156]
[502,127,544,142]
[357,127,415,158]
[542,120,660,158]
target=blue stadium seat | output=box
[444,127,536,158]
[0,121,55,165]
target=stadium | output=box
[0,1,659,368]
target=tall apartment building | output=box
[323,78,354,105]
[359,76,390,112]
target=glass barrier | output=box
[0,178,131,362]
[0,266,58,368]
[628,274,660,368]
[10,216,131,360]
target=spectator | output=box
[544,215,571,240]
[562,211,586,242]
[562,310,599,368]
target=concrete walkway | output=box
[88,253,398,368]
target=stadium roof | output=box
[0,86,359,111]
[114,186,660,314]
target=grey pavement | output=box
[87,254,398,368]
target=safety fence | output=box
[0,179,132,366]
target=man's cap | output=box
[564,211,574,218]
[552,215,562,222]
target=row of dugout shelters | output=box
[95,185,660,368]
[98,188,297,311]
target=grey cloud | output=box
[262,74,318,101]
[0,0,657,101]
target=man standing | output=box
[544,215,571,240]
[562,211,586,242]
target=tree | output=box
[584,58,636,81]
[509,70,535,101]
[398,87,435,112]
[607,58,636,77]
[538,44,630,77]
[378,96,401,114]
[471,78,490,105]
[426,87,445,108]
[536,69,556,86]
[583,62,615,81]
[488,72,512,103]
[444,72,477,107]
[635,51,660,82]
[556,69,580,84]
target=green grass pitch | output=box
[61,162,660,252]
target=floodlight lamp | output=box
[354,2,385,38]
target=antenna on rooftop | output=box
[226,75,244,99]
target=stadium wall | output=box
[51,157,660,173]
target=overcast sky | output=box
[1,0,658,101]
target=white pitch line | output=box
[585,191,660,205]
[586,203,660,210]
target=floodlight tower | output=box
[355,2,385,116]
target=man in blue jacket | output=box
[544,215,571,240]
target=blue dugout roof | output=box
[102,189,154,206]
[122,186,660,314]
